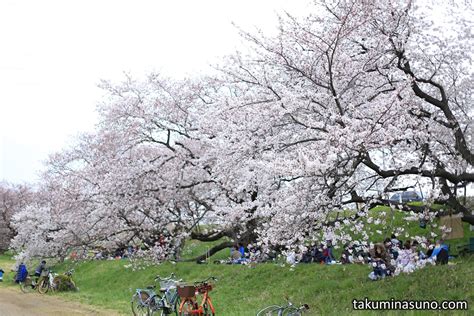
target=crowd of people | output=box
[4,233,452,284]
[367,237,449,280]
[89,246,139,261]
[278,234,451,281]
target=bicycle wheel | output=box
[172,297,181,316]
[256,305,282,316]
[202,299,215,316]
[282,306,302,316]
[157,296,181,316]
[178,299,197,316]
[152,295,181,316]
[20,277,34,294]
[69,279,77,291]
[148,294,165,316]
[131,292,150,316]
[37,278,49,294]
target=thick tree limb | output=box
[190,230,230,242]
[182,241,234,263]
[393,49,474,165]
[362,154,474,184]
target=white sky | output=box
[0,0,311,184]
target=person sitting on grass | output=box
[311,244,325,263]
[0,267,4,282]
[391,234,400,248]
[238,243,246,257]
[396,240,419,274]
[411,240,425,260]
[368,243,395,280]
[425,239,434,258]
[340,243,353,264]
[230,244,243,264]
[429,239,449,265]
[285,250,297,265]
[352,240,370,264]
[301,248,313,263]
[384,238,398,260]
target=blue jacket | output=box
[16,264,28,282]
[430,244,449,259]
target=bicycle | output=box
[131,273,182,316]
[19,275,39,293]
[256,300,309,316]
[19,268,50,294]
[177,276,217,316]
[52,269,77,292]
[37,269,56,294]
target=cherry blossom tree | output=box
[10,0,472,262]
[205,0,473,251]
[0,183,33,252]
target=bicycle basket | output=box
[138,291,151,304]
[197,283,212,294]
[177,285,195,298]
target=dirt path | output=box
[0,287,121,316]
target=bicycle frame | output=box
[150,286,180,313]
[132,273,181,315]
[134,288,157,306]
[256,302,309,316]
[199,290,215,315]
[178,284,215,315]
[47,271,56,289]
[37,270,56,294]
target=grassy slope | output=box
[0,211,472,315]
[1,253,473,315]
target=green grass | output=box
[1,212,472,315]
[1,252,473,315]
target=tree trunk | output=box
[182,241,234,263]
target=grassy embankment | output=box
[1,253,472,315]
[0,208,472,315]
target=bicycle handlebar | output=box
[285,300,310,311]
[154,273,180,282]
[194,276,218,285]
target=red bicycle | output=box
[177,277,217,316]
